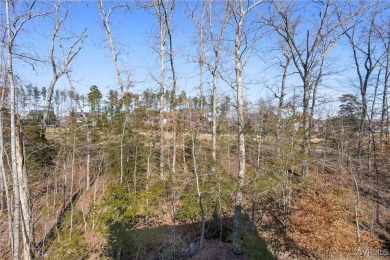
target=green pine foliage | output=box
[45,211,89,260]
[94,184,140,259]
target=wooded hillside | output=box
[1,1,389,259]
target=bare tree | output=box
[41,1,87,138]
[187,0,230,165]
[162,0,177,177]
[376,17,390,144]
[191,130,205,257]
[185,1,206,113]
[229,0,262,254]
[267,0,367,176]
[206,0,230,164]
[153,0,175,180]
[274,43,292,157]
[5,1,51,258]
[66,72,93,190]
[97,0,135,186]
[0,34,14,254]
[15,117,34,259]
[96,0,130,97]
[342,4,385,167]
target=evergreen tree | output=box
[88,85,102,114]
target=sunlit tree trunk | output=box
[69,134,76,239]
[120,116,128,184]
[230,0,262,254]
[0,46,14,254]
[163,0,177,178]
[205,0,230,163]
[191,132,205,257]
[154,0,168,180]
[96,0,128,96]
[276,48,291,157]
[6,1,21,257]
[16,118,34,259]
[86,127,91,190]
[232,14,246,251]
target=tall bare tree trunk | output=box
[163,0,177,178]
[0,48,14,252]
[191,132,205,257]
[276,48,291,157]
[16,118,34,259]
[230,1,261,254]
[97,0,126,96]
[348,157,361,246]
[86,127,91,190]
[232,24,246,252]
[301,75,311,177]
[0,112,14,248]
[69,134,76,239]
[5,1,21,257]
[133,145,138,194]
[206,0,229,163]
[162,3,177,256]
[232,1,245,254]
[199,3,205,113]
[154,0,168,180]
[381,29,390,144]
[120,115,128,184]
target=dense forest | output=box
[1,0,390,259]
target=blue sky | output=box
[7,1,279,103]
[4,0,388,117]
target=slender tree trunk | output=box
[120,115,128,184]
[1,43,15,251]
[301,78,311,177]
[133,145,138,194]
[165,7,177,256]
[155,0,166,180]
[206,0,229,164]
[191,132,205,258]
[0,93,14,253]
[69,134,76,239]
[199,3,205,113]
[358,90,368,170]
[164,1,177,179]
[348,157,361,246]
[97,0,125,96]
[381,39,390,144]
[10,74,20,260]
[41,2,61,139]
[232,9,245,254]
[86,126,91,190]
[146,147,151,207]
[16,119,34,259]
[227,143,231,176]
[230,2,261,253]
[276,53,290,157]
[212,72,217,162]
[42,3,85,139]
[6,1,21,257]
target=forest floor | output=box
[0,127,389,259]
